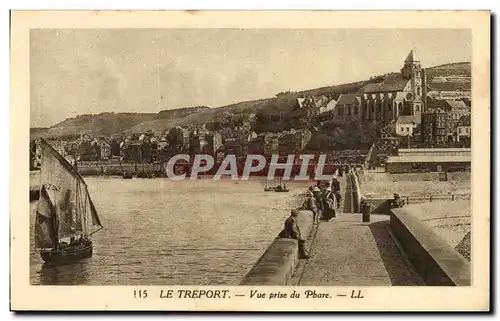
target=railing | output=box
[348,169,363,213]
[363,143,375,170]
[402,193,470,205]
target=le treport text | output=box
[134,289,364,300]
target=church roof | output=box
[359,73,410,93]
[404,49,419,63]
[337,93,360,105]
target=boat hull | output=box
[40,243,93,264]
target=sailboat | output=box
[34,139,103,264]
[274,177,289,193]
[264,177,289,192]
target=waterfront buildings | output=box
[385,148,471,173]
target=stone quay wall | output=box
[240,210,314,285]
[390,208,471,286]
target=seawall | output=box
[390,207,470,286]
[240,209,313,285]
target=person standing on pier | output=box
[283,209,310,259]
[322,186,336,221]
[331,177,342,209]
[312,186,324,222]
[303,191,319,223]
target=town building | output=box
[320,98,337,114]
[395,115,420,137]
[297,96,321,118]
[427,98,470,121]
[385,148,471,173]
[333,94,362,123]
[427,90,471,101]
[359,50,426,123]
[445,99,471,122]
[180,126,190,152]
[260,129,311,156]
[456,115,471,143]
[206,132,223,154]
[100,141,111,160]
[263,133,279,156]
[422,107,450,146]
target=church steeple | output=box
[404,49,419,63]
[401,48,422,79]
[400,48,424,118]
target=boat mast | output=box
[82,182,88,236]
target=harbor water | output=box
[30,176,307,285]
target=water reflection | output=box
[38,259,91,285]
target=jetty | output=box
[242,168,470,286]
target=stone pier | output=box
[292,175,422,286]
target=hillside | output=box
[37,112,157,138]
[156,106,210,120]
[31,62,471,138]
[426,62,471,91]
[30,127,49,136]
[33,107,210,139]
[124,98,273,133]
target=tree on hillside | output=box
[218,111,233,125]
[166,127,183,151]
[205,121,222,132]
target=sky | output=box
[30,28,471,127]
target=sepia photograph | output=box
[11,10,490,311]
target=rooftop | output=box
[386,155,471,164]
[359,73,410,93]
[396,115,421,125]
[445,99,469,111]
[404,49,420,63]
[337,93,360,105]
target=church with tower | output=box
[333,49,427,126]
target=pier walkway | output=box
[292,175,422,286]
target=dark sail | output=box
[34,186,58,249]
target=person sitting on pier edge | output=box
[312,186,323,223]
[390,193,405,209]
[283,209,310,259]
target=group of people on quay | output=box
[303,178,342,224]
[282,170,345,260]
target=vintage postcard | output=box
[10,10,490,311]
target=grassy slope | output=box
[32,62,471,138]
